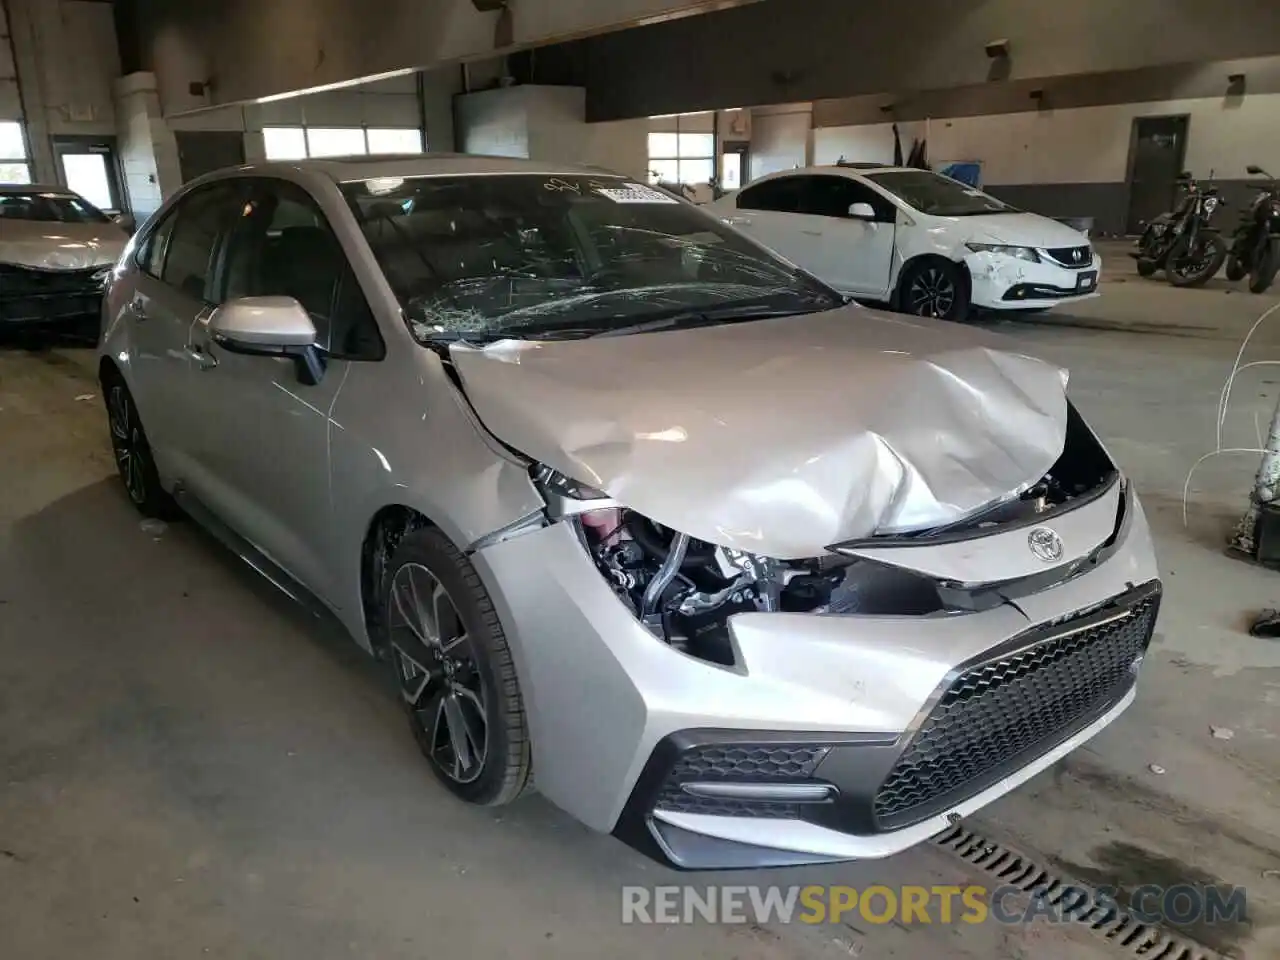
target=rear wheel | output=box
[1248,239,1280,294]
[103,374,178,519]
[1167,232,1227,287]
[383,527,532,806]
[898,259,970,322]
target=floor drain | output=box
[931,824,1222,960]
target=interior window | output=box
[222,179,381,359]
[161,184,240,301]
[736,177,805,213]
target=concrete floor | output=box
[2,251,1278,959]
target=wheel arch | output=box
[892,253,972,311]
[358,503,441,656]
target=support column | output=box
[115,72,182,218]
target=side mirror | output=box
[208,296,326,384]
[113,213,136,235]
[848,202,877,220]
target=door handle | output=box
[723,216,751,226]
[801,229,823,237]
[130,296,148,320]
[184,344,218,370]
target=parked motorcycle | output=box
[1225,165,1280,294]
[1132,171,1228,287]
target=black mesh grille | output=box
[655,744,829,818]
[1044,245,1092,268]
[0,265,102,323]
[874,590,1159,827]
[0,264,101,296]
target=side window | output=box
[737,176,804,213]
[137,214,175,278]
[161,185,238,300]
[797,176,896,221]
[221,178,382,359]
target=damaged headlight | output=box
[91,266,113,290]
[965,242,1041,264]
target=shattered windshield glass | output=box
[341,174,843,342]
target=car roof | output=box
[764,165,917,179]
[229,154,631,183]
[0,182,77,195]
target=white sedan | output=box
[706,165,1100,322]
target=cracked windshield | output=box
[342,173,841,342]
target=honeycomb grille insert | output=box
[874,591,1159,828]
[655,744,829,818]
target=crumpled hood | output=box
[0,220,127,270]
[450,305,1069,559]
[956,212,1090,249]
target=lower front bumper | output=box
[612,580,1159,869]
[640,689,1136,869]
[966,251,1102,309]
[0,293,104,326]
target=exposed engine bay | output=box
[559,401,1119,667]
[575,507,941,664]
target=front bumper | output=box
[966,250,1102,310]
[0,263,106,326]
[472,485,1160,869]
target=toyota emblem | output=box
[1027,527,1064,563]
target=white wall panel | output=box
[814,93,1280,186]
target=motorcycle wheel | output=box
[1168,232,1227,288]
[1136,258,1158,277]
[1226,254,1247,282]
[1249,239,1280,294]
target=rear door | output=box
[723,175,825,267]
[183,176,384,598]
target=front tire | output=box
[898,259,970,322]
[1249,239,1280,294]
[382,526,531,806]
[103,375,178,519]
[1167,232,1227,287]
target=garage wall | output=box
[3,0,123,181]
[749,104,811,180]
[813,93,1280,235]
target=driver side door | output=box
[183,176,384,601]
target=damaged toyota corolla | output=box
[99,157,1160,869]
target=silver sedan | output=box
[99,156,1161,869]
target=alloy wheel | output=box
[908,268,956,318]
[389,562,489,785]
[108,385,147,505]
